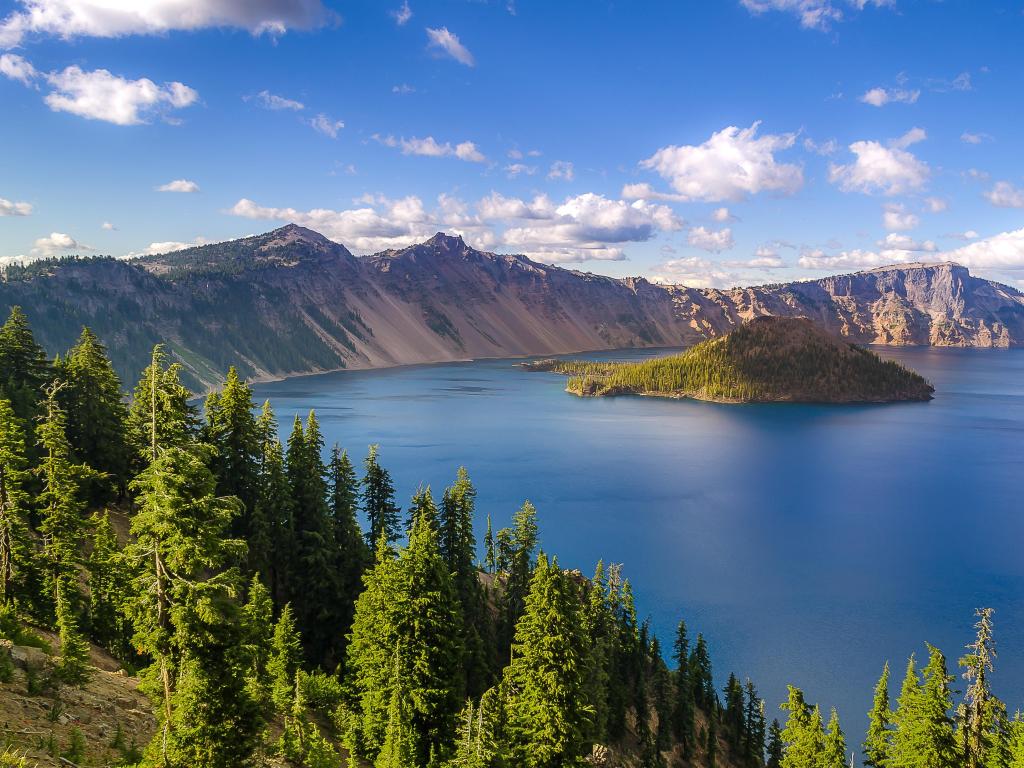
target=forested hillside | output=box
[532,317,935,403]
[1,305,1022,768]
[1,225,1022,392]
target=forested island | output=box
[0,305,1016,768]
[528,317,935,404]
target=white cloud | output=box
[829,129,929,195]
[43,65,197,125]
[877,233,936,253]
[0,197,32,216]
[649,256,746,288]
[960,131,989,145]
[951,72,972,91]
[738,0,893,31]
[0,52,37,84]
[712,207,733,222]
[860,87,920,107]
[31,231,92,256]
[639,122,802,202]
[687,226,734,253]
[391,0,411,25]
[374,134,486,162]
[798,248,895,270]
[924,197,947,213]
[0,0,330,47]
[246,90,303,111]
[124,236,210,257]
[882,203,918,232]
[425,26,474,67]
[476,192,555,221]
[101,221,115,230]
[944,228,1024,270]
[310,113,344,138]
[548,160,574,181]
[504,163,537,178]
[803,137,838,156]
[156,179,199,193]
[621,182,686,202]
[723,247,786,269]
[984,181,1024,209]
[392,83,415,94]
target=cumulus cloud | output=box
[0,52,37,84]
[860,87,920,107]
[245,90,304,111]
[0,197,33,216]
[943,228,1024,271]
[391,0,411,25]
[156,179,199,193]
[639,122,803,202]
[882,203,918,232]
[31,231,92,257]
[960,131,990,145]
[504,163,537,178]
[101,221,115,230]
[374,134,486,162]
[829,128,929,195]
[310,114,344,138]
[124,236,211,257]
[924,197,947,213]
[42,65,198,125]
[621,183,685,202]
[687,226,734,253]
[425,27,474,66]
[712,207,734,222]
[984,181,1024,209]
[229,190,681,263]
[738,0,893,31]
[0,0,330,47]
[547,161,574,181]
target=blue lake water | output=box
[253,346,1024,737]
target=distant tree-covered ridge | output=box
[530,316,935,403]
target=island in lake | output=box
[527,316,935,403]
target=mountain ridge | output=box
[2,225,1022,390]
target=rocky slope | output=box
[1,225,1021,390]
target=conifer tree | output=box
[328,443,368,658]
[724,672,746,748]
[501,555,591,768]
[126,345,196,467]
[690,633,715,712]
[890,648,957,768]
[362,444,400,547]
[269,603,304,713]
[582,561,613,747]
[960,608,998,768]
[744,679,766,768]
[0,397,30,605]
[252,403,292,601]
[287,412,344,668]
[56,327,131,499]
[484,514,495,574]
[55,575,90,685]
[124,443,248,766]
[375,652,416,768]
[822,708,847,768]
[780,686,823,768]
[707,708,719,768]
[766,718,784,768]
[500,500,539,648]
[86,511,133,660]
[672,619,695,754]
[36,383,99,606]
[864,662,893,767]
[203,367,261,537]
[241,575,275,712]
[408,485,439,533]
[346,513,464,764]
[0,306,51,424]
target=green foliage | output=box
[0,305,51,424]
[241,574,275,713]
[86,511,134,661]
[63,727,87,763]
[269,603,304,713]
[362,444,401,548]
[299,669,345,711]
[0,397,30,605]
[865,662,893,767]
[204,367,261,535]
[542,316,934,403]
[780,686,824,768]
[126,344,197,466]
[54,577,90,685]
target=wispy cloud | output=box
[426,27,475,66]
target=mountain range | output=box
[1,224,1022,390]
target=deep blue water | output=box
[253,346,1024,738]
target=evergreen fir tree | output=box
[0,306,51,424]
[55,327,131,499]
[375,651,416,768]
[864,662,893,767]
[484,514,495,574]
[252,403,292,602]
[269,603,304,713]
[672,619,695,754]
[0,397,30,605]
[780,686,823,768]
[203,366,261,538]
[408,485,439,533]
[86,511,133,660]
[362,444,401,547]
[55,575,90,685]
[582,561,613,747]
[744,679,766,768]
[501,554,591,768]
[889,647,957,768]
[126,345,196,467]
[960,608,998,768]
[766,718,784,768]
[241,575,275,713]
[690,633,715,712]
[500,500,539,649]
[124,443,248,766]
[822,708,847,768]
[328,443,368,661]
[724,672,746,748]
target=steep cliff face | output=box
[2,226,1022,390]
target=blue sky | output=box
[1,0,1023,288]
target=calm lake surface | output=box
[253,346,1024,735]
